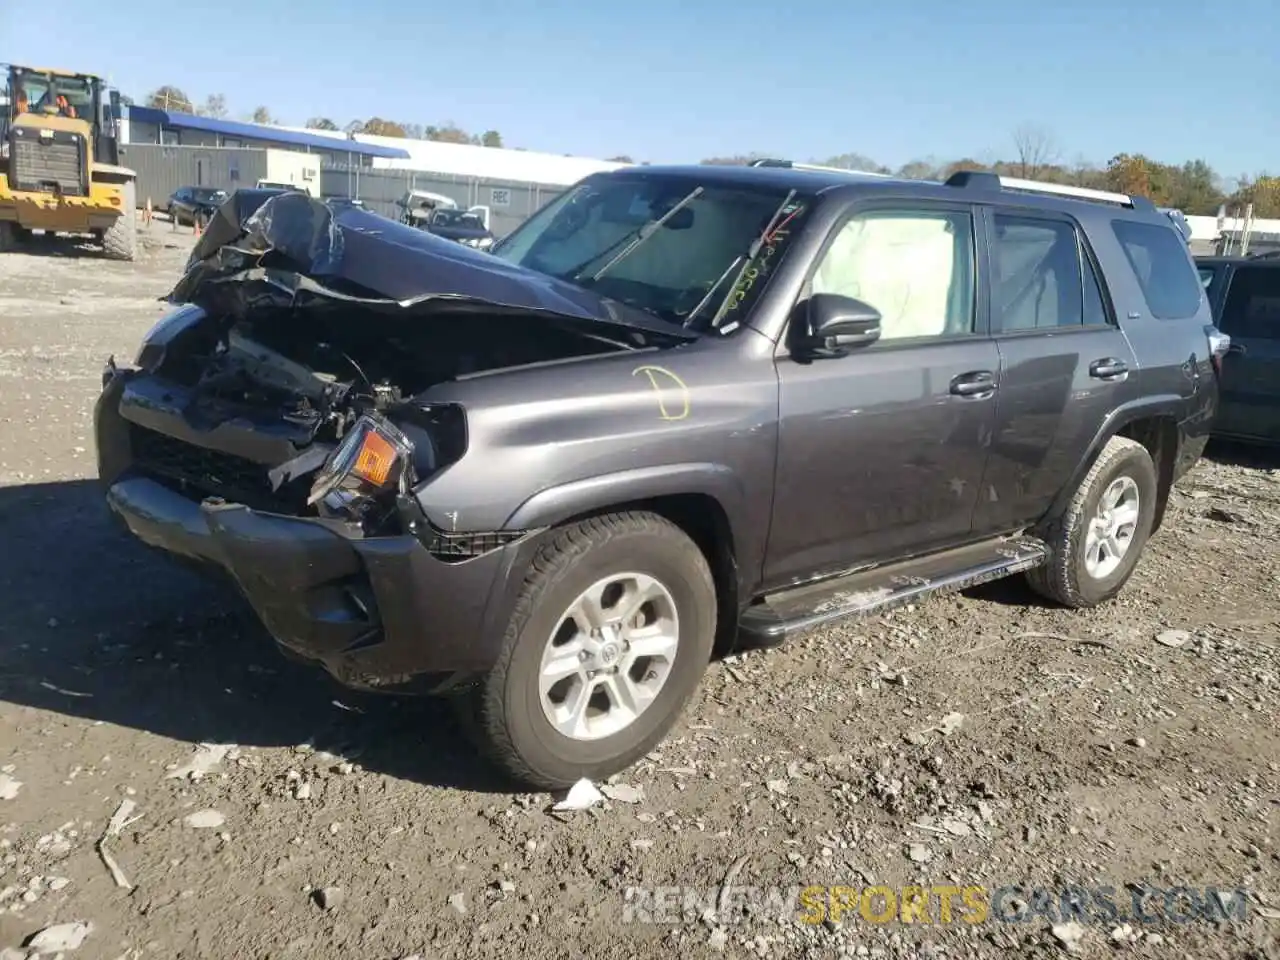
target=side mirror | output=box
[801,294,882,358]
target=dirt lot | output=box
[0,221,1277,960]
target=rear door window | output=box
[1220,266,1280,340]
[988,213,1107,332]
[1111,219,1203,319]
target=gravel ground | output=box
[0,221,1277,960]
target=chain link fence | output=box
[321,164,565,237]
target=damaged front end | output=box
[96,190,686,690]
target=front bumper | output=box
[96,372,532,692]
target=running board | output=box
[738,536,1048,645]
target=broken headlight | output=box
[134,303,206,370]
[308,414,415,515]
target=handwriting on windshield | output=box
[723,205,802,317]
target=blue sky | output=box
[4,0,1277,180]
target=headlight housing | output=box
[134,303,206,370]
[308,413,416,515]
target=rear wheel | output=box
[1027,436,1158,608]
[465,511,716,789]
[102,181,138,261]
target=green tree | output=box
[1106,154,1153,199]
[821,152,889,174]
[426,123,474,144]
[1229,176,1280,218]
[250,106,274,125]
[480,130,503,148]
[941,158,989,180]
[147,86,193,112]
[1165,160,1225,214]
[699,153,770,165]
[896,160,940,180]
[307,117,339,131]
[362,117,407,137]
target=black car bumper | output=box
[95,372,532,693]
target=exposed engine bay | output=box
[154,305,635,448]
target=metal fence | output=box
[121,144,270,210]
[321,165,564,237]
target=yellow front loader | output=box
[0,64,137,260]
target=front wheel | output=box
[466,511,716,789]
[1026,435,1158,608]
[101,181,138,261]
[0,220,21,253]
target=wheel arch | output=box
[504,466,753,658]
[1047,397,1184,533]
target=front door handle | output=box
[1089,358,1129,380]
[949,371,996,397]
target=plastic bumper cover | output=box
[104,474,521,690]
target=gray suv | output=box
[94,165,1225,788]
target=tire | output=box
[466,511,716,789]
[102,181,138,261]
[0,220,19,252]
[1026,436,1158,608]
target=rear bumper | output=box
[96,371,531,692]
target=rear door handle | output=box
[1089,358,1129,380]
[949,371,996,397]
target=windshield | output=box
[193,188,226,203]
[432,209,485,229]
[10,70,96,120]
[492,174,812,330]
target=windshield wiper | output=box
[685,189,798,330]
[566,187,704,284]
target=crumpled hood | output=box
[169,190,695,343]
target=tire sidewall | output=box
[501,526,714,783]
[1069,446,1158,603]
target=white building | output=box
[278,124,629,187]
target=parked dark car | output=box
[166,186,228,227]
[426,208,495,249]
[95,167,1224,788]
[322,196,366,213]
[1196,254,1280,444]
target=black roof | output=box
[607,163,904,194]
[592,164,1168,221]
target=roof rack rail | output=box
[943,170,1155,211]
[748,158,894,178]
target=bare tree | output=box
[1011,123,1060,179]
[201,94,227,119]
